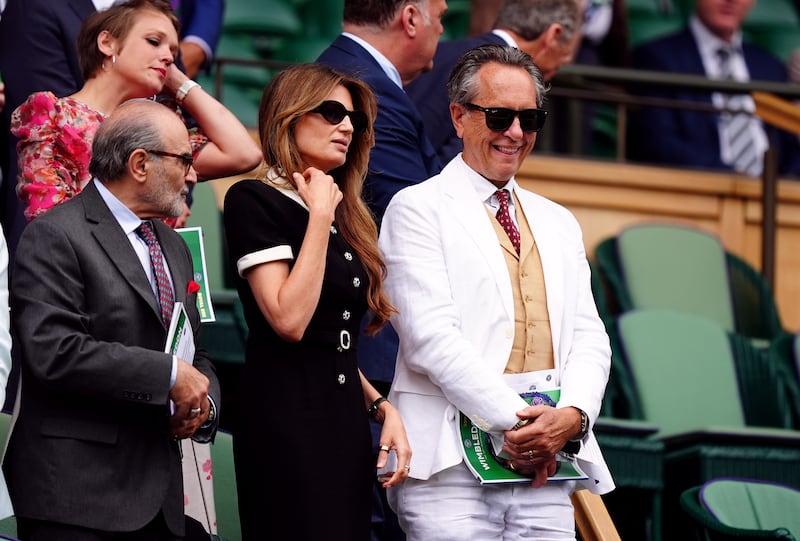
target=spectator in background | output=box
[407,0,583,163]
[468,0,502,36]
[789,48,800,88]
[174,0,226,79]
[10,0,260,224]
[317,2,446,538]
[380,44,614,540]
[629,0,800,177]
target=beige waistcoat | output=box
[486,194,554,373]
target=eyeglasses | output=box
[464,103,548,133]
[310,101,368,134]
[145,149,194,175]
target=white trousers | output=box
[388,462,577,541]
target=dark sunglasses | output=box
[311,101,368,134]
[145,149,194,175]
[464,103,548,133]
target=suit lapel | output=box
[82,183,163,323]
[441,161,514,321]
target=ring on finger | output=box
[189,407,202,417]
[527,449,535,460]
[403,464,410,472]
[379,444,390,452]
[508,461,517,471]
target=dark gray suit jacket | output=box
[4,181,220,535]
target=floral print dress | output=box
[11,91,208,221]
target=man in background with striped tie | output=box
[630,0,800,178]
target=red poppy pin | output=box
[187,280,201,294]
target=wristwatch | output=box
[205,396,215,424]
[368,396,389,421]
[571,408,589,441]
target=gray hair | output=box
[447,44,546,107]
[89,100,166,182]
[495,0,582,43]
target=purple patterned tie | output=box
[495,189,520,254]
[136,220,175,327]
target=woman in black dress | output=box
[223,64,411,541]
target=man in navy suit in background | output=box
[629,0,800,177]
[407,0,583,163]
[317,1,446,538]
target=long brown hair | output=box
[258,63,396,333]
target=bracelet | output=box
[368,396,389,420]
[511,418,531,430]
[175,79,200,104]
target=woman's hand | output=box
[293,168,342,224]
[163,64,189,96]
[375,402,413,488]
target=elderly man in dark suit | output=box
[5,99,220,541]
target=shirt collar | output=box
[459,156,517,203]
[690,15,743,62]
[93,178,144,235]
[491,29,519,48]
[266,167,308,210]
[341,32,403,88]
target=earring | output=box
[112,55,116,65]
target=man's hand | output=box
[502,405,582,465]
[169,360,210,439]
[179,41,207,80]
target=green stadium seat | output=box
[223,0,301,37]
[681,478,800,540]
[617,308,800,538]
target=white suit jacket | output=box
[379,156,614,494]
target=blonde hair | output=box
[258,63,396,333]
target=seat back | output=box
[616,223,736,333]
[617,308,746,436]
[701,479,800,538]
[726,251,785,342]
[211,430,241,541]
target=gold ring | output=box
[527,449,535,460]
[508,461,517,471]
[403,464,410,472]
[189,407,202,417]
[379,444,390,452]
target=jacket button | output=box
[337,374,346,385]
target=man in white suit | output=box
[379,44,614,540]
